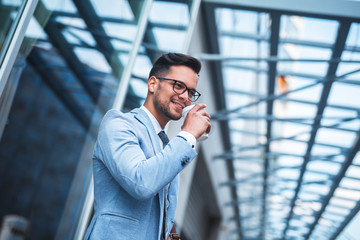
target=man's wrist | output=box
[177,131,196,149]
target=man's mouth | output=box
[172,101,185,110]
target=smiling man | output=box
[84,53,211,240]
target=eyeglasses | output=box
[156,77,201,102]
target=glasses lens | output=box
[191,92,200,101]
[172,81,186,94]
[167,79,200,102]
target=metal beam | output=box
[112,0,152,110]
[203,0,360,20]
[329,199,360,240]
[305,132,360,239]
[0,0,38,98]
[200,54,360,64]
[182,0,202,53]
[34,3,100,105]
[282,20,351,240]
[202,2,244,239]
[266,13,288,234]
[219,30,360,53]
[221,165,296,187]
[214,62,360,119]
[72,0,125,81]
[0,0,38,140]
[214,77,325,116]
[52,10,135,25]
[219,31,335,50]
[0,5,14,58]
[226,196,263,207]
[224,63,360,87]
[148,21,187,31]
[27,49,90,130]
[66,2,146,110]
[129,0,161,63]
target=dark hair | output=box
[148,53,201,79]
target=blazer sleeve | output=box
[95,111,197,200]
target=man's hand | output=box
[181,104,211,139]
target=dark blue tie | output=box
[158,130,170,239]
[158,130,169,148]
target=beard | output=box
[153,88,182,121]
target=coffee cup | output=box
[182,105,209,142]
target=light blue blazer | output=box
[84,108,197,240]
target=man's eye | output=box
[174,82,184,89]
[188,90,196,96]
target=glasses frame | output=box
[156,77,201,102]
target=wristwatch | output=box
[169,233,181,240]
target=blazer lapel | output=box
[132,108,161,154]
[132,108,165,237]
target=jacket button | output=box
[182,158,190,166]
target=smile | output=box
[172,101,184,110]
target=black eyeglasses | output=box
[156,77,201,102]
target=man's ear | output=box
[148,76,158,93]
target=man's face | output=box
[154,65,198,121]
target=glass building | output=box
[0,0,359,239]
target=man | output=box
[84,53,211,240]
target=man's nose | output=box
[178,90,190,101]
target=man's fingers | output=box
[202,112,211,119]
[206,123,212,134]
[190,104,210,118]
[191,103,206,112]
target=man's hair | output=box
[148,53,201,79]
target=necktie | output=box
[158,130,169,148]
[158,130,169,239]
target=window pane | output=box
[0,0,148,239]
[0,0,26,66]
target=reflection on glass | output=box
[0,0,25,66]
[0,0,147,239]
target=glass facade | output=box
[0,0,137,238]
[0,0,196,239]
[0,0,25,66]
[0,1,359,240]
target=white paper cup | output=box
[182,105,209,142]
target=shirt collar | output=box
[140,105,163,134]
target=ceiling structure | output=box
[203,1,360,239]
[9,0,360,239]
[203,1,360,240]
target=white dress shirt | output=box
[140,106,196,149]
